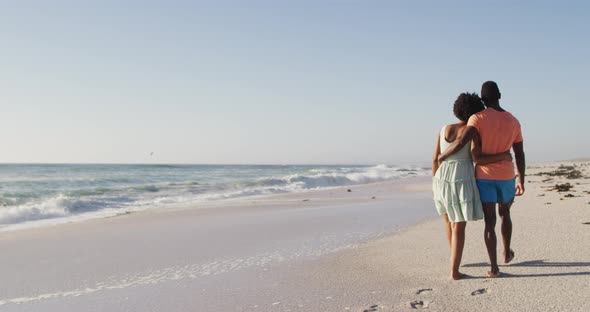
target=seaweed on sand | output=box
[535,165,584,179]
[547,183,574,192]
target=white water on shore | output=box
[0,164,428,230]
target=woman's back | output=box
[439,124,472,161]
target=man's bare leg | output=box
[450,221,466,280]
[499,200,515,263]
[482,202,500,277]
[443,214,452,249]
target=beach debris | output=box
[347,189,352,192]
[302,199,310,202]
[564,194,576,198]
[409,300,429,309]
[471,288,488,296]
[415,288,433,295]
[363,304,380,312]
[542,178,553,183]
[535,165,583,179]
[582,222,590,225]
[544,202,552,205]
[548,183,574,192]
[538,194,545,197]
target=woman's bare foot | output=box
[451,272,467,280]
[504,249,515,264]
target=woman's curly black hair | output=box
[453,92,485,122]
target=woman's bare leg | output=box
[443,214,452,249]
[450,221,467,280]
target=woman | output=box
[432,92,511,280]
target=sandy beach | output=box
[286,161,590,312]
[1,162,589,311]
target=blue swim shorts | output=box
[476,178,516,204]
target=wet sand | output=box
[0,177,434,311]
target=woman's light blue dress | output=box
[432,126,484,222]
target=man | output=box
[439,81,526,278]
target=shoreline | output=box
[0,175,435,311]
[0,175,431,234]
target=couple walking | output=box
[432,81,526,280]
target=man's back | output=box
[468,107,523,180]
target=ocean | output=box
[0,164,429,230]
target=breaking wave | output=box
[0,164,427,230]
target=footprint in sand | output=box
[415,288,433,295]
[471,288,488,296]
[409,300,430,309]
[362,304,380,312]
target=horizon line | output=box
[0,162,415,167]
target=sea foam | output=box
[0,164,427,230]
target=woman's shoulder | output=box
[446,122,467,132]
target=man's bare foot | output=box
[451,272,467,280]
[504,249,515,264]
[486,269,501,278]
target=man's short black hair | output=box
[453,92,485,122]
[481,81,501,103]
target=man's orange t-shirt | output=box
[467,107,523,180]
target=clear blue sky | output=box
[1,0,588,164]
